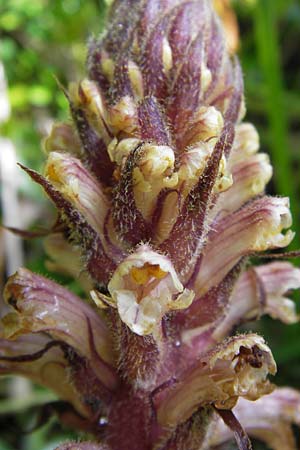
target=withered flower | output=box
[1,1,299,449]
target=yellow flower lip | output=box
[130,263,168,285]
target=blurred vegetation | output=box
[0,0,300,448]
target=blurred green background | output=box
[0,0,299,448]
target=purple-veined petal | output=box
[193,196,294,297]
[0,331,113,420]
[213,262,300,341]
[210,388,300,450]
[20,164,117,284]
[216,152,272,216]
[43,150,124,274]
[2,268,118,390]
[0,333,88,416]
[45,152,108,237]
[154,334,276,428]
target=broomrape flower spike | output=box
[1,1,300,449]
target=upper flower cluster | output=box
[1,1,300,450]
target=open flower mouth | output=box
[103,245,194,336]
[129,263,168,303]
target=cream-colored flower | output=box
[107,245,194,336]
